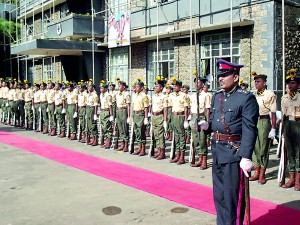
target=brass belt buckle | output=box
[216,131,220,143]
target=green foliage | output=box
[0,18,20,40]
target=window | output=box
[109,47,129,84]
[60,3,69,18]
[200,32,241,90]
[110,0,128,15]
[148,0,168,7]
[43,58,53,81]
[42,10,51,37]
[147,40,174,89]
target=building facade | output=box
[10,0,300,95]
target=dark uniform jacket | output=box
[208,87,259,164]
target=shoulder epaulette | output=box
[237,89,250,95]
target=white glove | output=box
[240,158,253,177]
[109,116,114,122]
[93,114,98,121]
[38,107,41,112]
[6,103,9,107]
[61,108,66,114]
[184,121,189,129]
[46,108,49,112]
[31,106,34,111]
[144,118,149,125]
[268,128,276,139]
[127,117,131,124]
[163,121,168,132]
[187,115,191,121]
[73,112,78,118]
[148,113,152,117]
[198,120,209,130]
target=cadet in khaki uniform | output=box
[33,84,42,132]
[109,82,117,119]
[115,81,131,151]
[40,83,49,134]
[169,79,189,164]
[78,84,88,142]
[86,84,99,146]
[66,83,78,140]
[54,83,66,138]
[47,82,56,136]
[182,85,191,144]
[151,80,168,160]
[1,81,9,123]
[24,82,34,129]
[281,70,300,191]
[203,83,212,147]
[99,82,114,149]
[143,87,152,137]
[17,82,25,128]
[8,82,16,125]
[250,72,277,184]
[165,84,173,141]
[190,77,211,170]
[131,80,149,156]
[13,82,20,126]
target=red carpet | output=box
[0,130,299,225]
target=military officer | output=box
[249,72,277,184]
[151,80,168,160]
[1,81,9,123]
[78,84,88,142]
[99,82,114,148]
[182,84,191,144]
[40,82,49,134]
[17,81,25,128]
[47,82,56,136]
[131,80,149,156]
[115,81,131,152]
[190,77,211,170]
[54,82,66,138]
[66,83,78,140]
[281,69,300,191]
[165,84,173,141]
[169,79,189,165]
[24,81,34,130]
[86,83,99,146]
[203,59,259,225]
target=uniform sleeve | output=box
[73,93,78,104]
[270,92,277,113]
[168,95,173,107]
[239,94,259,159]
[94,94,99,105]
[125,92,130,104]
[281,96,287,116]
[107,94,112,106]
[205,94,211,109]
[143,94,149,108]
[183,94,190,107]
[163,96,168,108]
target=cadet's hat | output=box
[194,76,207,83]
[155,80,165,87]
[182,84,190,90]
[216,59,243,77]
[109,81,116,87]
[239,79,249,88]
[41,83,47,87]
[251,71,267,81]
[286,69,300,83]
[135,78,144,86]
[35,83,40,88]
[165,82,173,90]
[116,77,121,83]
[119,81,126,86]
[172,77,182,86]
[68,83,74,88]
[99,80,109,88]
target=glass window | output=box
[43,58,53,81]
[109,47,129,84]
[60,3,69,18]
[110,0,128,15]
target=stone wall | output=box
[131,42,147,85]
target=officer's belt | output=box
[25,101,32,103]
[33,102,41,105]
[40,101,47,103]
[212,133,241,142]
[78,105,86,108]
[191,113,204,116]
[288,116,300,121]
[172,111,184,116]
[101,108,109,111]
[68,103,76,106]
[48,102,54,105]
[259,115,270,120]
[117,107,126,110]
[152,110,163,116]
[134,110,144,114]
[55,104,63,107]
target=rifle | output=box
[110,118,118,150]
[98,112,103,146]
[66,120,70,138]
[277,116,286,187]
[148,120,154,157]
[77,118,81,140]
[24,106,27,129]
[188,135,194,163]
[39,107,42,131]
[129,120,135,154]
[170,132,175,159]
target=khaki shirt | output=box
[100,92,112,109]
[86,91,99,107]
[67,90,78,105]
[116,91,130,108]
[17,89,25,101]
[190,91,211,114]
[0,88,3,98]
[54,90,65,106]
[8,89,15,101]
[169,91,190,112]
[47,89,55,104]
[78,91,88,107]
[110,90,117,103]
[33,90,41,103]
[282,92,300,118]
[24,89,34,102]
[132,92,149,111]
[13,89,20,101]
[2,87,9,99]
[255,90,276,115]
[40,89,48,102]
[152,92,168,113]
[147,94,152,106]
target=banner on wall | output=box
[108,12,130,48]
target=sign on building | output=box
[108,12,130,48]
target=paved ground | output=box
[0,125,299,225]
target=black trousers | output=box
[212,160,245,225]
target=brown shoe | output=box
[117,141,125,151]
[79,134,86,143]
[170,152,180,163]
[191,155,203,167]
[133,144,142,155]
[42,127,49,134]
[86,133,91,145]
[59,131,66,138]
[152,148,161,158]
[294,173,300,191]
[186,136,190,144]
[69,133,77,140]
[200,155,207,170]
[138,144,146,156]
[104,138,111,149]
[165,132,170,140]
[145,129,150,137]
[123,142,129,152]
[177,151,185,165]
[91,136,98,146]
[249,166,261,181]
[156,149,166,160]
[258,167,267,184]
[282,172,295,188]
[168,132,173,141]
